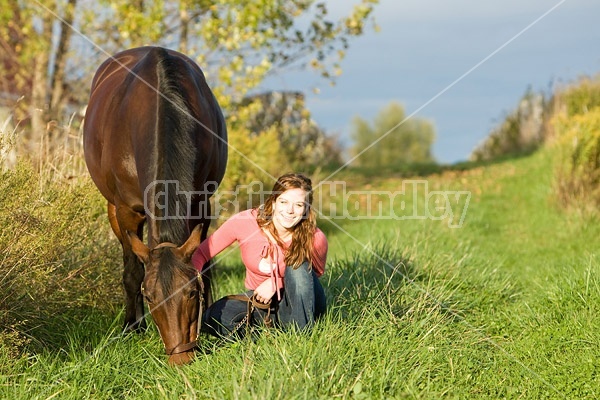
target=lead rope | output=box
[196,271,204,340]
[220,294,273,342]
[218,228,279,343]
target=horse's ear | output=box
[127,231,150,264]
[177,224,203,262]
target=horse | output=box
[83,46,227,365]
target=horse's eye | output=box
[141,286,154,303]
[189,290,198,299]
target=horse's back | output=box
[83,46,227,206]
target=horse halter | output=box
[142,241,204,356]
[164,271,204,356]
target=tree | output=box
[0,0,379,163]
[470,88,548,162]
[242,90,343,168]
[0,0,79,152]
[350,101,436,169]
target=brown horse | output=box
[83,46,227,365]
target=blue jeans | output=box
[202,262,326,339]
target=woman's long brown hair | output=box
[256,173,317,268]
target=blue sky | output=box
[263,0,600,164]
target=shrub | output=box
[551,76,600,211]
[217,124,288,214]
[560,77,600,117]
[552,108,600,210]
[0,161,121,356]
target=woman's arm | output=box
[191,214,241,271]
[311,229,328,277]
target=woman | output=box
[192,173,328,339]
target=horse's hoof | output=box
[123,319,147,334]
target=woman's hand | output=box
[254,279,275,304]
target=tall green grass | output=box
[0,149,598,398]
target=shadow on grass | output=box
[17,305,123,357]
[324,243,420,322]
[323,241,488,325]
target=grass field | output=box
[1,149,598,399]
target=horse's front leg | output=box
[199,216,214,307]
[109,202,147,332]
[190,199,214,308]
[122,244,146,332]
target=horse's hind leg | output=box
[108,202,123,242]
[122,244,147,333]
[108,202,147,332]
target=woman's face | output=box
[272,188,307,233]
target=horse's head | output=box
[127,225,203,366]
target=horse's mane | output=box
[154,49,196,244]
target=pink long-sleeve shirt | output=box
[191,208,328,293]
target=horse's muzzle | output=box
[167,346,196,366]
